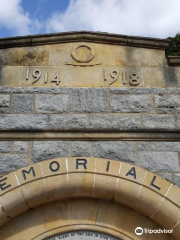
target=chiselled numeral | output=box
[32,70,42,84]
[129,73,140,85]
[104,68,140,86]
[51,73,60,85]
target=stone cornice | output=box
[168,56,180,66]
[0,130,180,141]
[0,31,170,50]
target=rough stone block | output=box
[166,88,180,94]
[71,141,91,157]
[0,142,11,153]
[0,114,48,130]
[0,87,24,93]
[138,152,179,172]
[69,88,109,112]
[110,95,153,112]
[174,174,180,187]
[12,141,29,153]
[25,87,61,93]
[131,88,166,94]
[138,141,150,151]
[142,115,175,129]
[49,114,89,129]
[155,108,174,114]
[0,95,10,107]
[0,154,27,174]
[90,114,141,129]
[175,110,180,128]
[109,88,131,94]
[151,142,180,151]
[11,94,33,113]
[31,141,70,163]
[155,94,180,108]
[93,141,136,163]
[35,94,69,113]
[160,173,173,183]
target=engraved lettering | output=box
[22,167,36,180]
[125,167,136,179]
[129,73,140,86]
[106,161,110,172]
[26,68,29,80]
[0,177,11,191]
[110,70,119,85]
[32,69,42,84]
[49,161,60,172]
[150,176,161,190]
[51,73,60,85]
[76,159,87,170]
[44,71,48,83]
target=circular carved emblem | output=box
[71,44,94,63]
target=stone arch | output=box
[0,157,179,239]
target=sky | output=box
[0,0,180,39]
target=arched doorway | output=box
[0,157,179,239]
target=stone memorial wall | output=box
[0,31,180,240]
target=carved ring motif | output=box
[71,44,94,63]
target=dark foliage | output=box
[166,33,180,58]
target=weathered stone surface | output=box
[0,95,10,107]
[31,141,70,163]
[69,88,108,113]
[175,110,180,128]
[0,87,24,93]
[0,142,11,153]
[93,141,136,163]
[174,174,180,187]
[151,142,180,151]
[155,108,174,114]
[166,88,180,94]
[0,114,48,129]
[110,95,153,112]
[160,173,173,183]
[90,114,141,129]
[26,87,61,93]
[35,94,69,113]
[154,94,180,108]
[0,108,10,113]
[12,141,29,153]
[138,152,179,172]
[49,114,89,129]
[131,88,166,94]
[142,115,175,129]
[109,88,131,94]
[11,94,33,113]
[71,141,91,157]
[0,154,27,174]
[138,141,150,151]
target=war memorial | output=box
[0,31,180,239]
